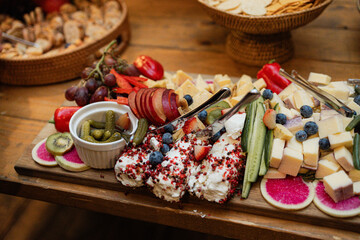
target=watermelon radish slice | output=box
[313,181,360,218]
[55,147,90,172]
[260,176,314,210]
[32,138,57,167]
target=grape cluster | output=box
[65,43,141,107]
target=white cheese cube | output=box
[318,116,344,138]
[253,78,266,91]
[319,83,350,102]
[320,109,339,121]
[323,170,353,203]
[315,159,341,179]
[269,138,286,168]
[328,132,353,149]
[334,146,354,171]
[283,116,303,134]
[274,124,293,141]
[279,83,300,100]
[195,74,211,92]
[346,100,360,115]
[264,168,286,179]
[290,109,301,118]
[270,93,285,109]
[293,89,314,110]
[353,181,360,195]
[278,147,303,176]
[286,136,303,152]
[190,90,213,110]
[341,116,354,136]
[279,106,296,120]
[303,137,319,167]
[308,72,331,86]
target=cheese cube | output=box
[308,72,331,86]
[270,93,285,109]
[286,136,303,152]
[303,137,319,167]
[166,78,176,89]
[321,152,338,164]
[195,75,211,92]
[290,109,301,118]
[179,79,200,97]
[264,168,286,179]
[235,82,253,98]
[299,167,309,174]
[237,74,252,87]
[150,137,161,151]
[354,182,360,195]
[269,138,286,168]
[319,83,350,102]
[302,162,317,171]
[313,112,321,122]
[320,109,339,121]
[229,96,242,106]
[349,169,360,182]
[284,116,303,134]
[341,116,353,134]
[279,83,299,100]
[190,90,213,110]
[328,132,353,149]
[323,170,353,203]
[208,83,215,93]
[283,95,296,109]
[274,124,293,141]
[214,74,232,92]
[293,90,314,109]
[302,117,314,126]
[279,106,296,120]
[175,87,184,98]
[318,116,344,138]
[172,70,192,87]
[346,100,360,115]
[278,147,303,176]
[333,146,354,171]
[253,78,266,91]
[315,159,341,179]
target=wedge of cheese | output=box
[323,170,353,203]
[333,146,354,171]
[172,70,192,87]
[274,124,293,141]
[253,78,266,91]
[179,79,200,97]
[315,159,341,179]
[269,138,286,168]
[308,72,331,86]
[278,147,303,177]
[190,90,213,110]
[303,137,320,167]
[318,116,344,138]
[214,74,232,92]
[264,168,286,179]
[328,132,353,149]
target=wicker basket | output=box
[198,0,332,66]
[0,0,130,86]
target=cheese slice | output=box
[323,170,353,203]
[315,159,341,179]
[278,83,299,100]
[274,124,293,141]
[278,147,303,177]
[253,78,266,91]
[318,116,344,138]
[333,146,354,171]
[269,138,286,168]
[308,72,331,86]
[264,168,286,179]
[179,79,200,97]
[303,137,319,167]
[328,132,353,149]
[293,89,314,109]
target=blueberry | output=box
[184,94,193,106]
[300,105,313,118]
[162,132,173,144]
[149,151,164,166]
[304,121,318,136]
[262,89,273,100]
[295,130,308,142]
[160,144,170,154]
[198,110,207,122]
[164,124,174,133]
[354,95,360,106]
[276,113,287,125]
[319,138,330,150]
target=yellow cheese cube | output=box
[315,159,341,179]
[235,82,253,98]
[214,74,232,92]
[334,146,354,171]
[320,109,339,121]
[308,72,331,86]
[278,147,303,176]
[328,132,353,149]
[279,83,299,100]
[270,93,285,109]
[179,79,200,97]
[323,170,353,203]
[274,124,293,141]
[286,136,303,152]
[318,116,344,138]
[269,138,286,168]
[172,70,192,87]
[293,89,314,109]
[349,169,360,182]
[303,137,319,167]
[253,78,266,91]
[195,74,211,92]
[353,182,360,195]
[321,152,338,165]
[190,90,213,110]
[264,168,286,179]
[236,74,252,88]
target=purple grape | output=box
[104,73,116,87]
[74,87,89,106]
[104,55,116,66]
[85,78,98,93]
[81,67,93,79]
[122,64,141,76]
[90,86,108,103]
[65,86,78,101]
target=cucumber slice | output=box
[241,101,257,152]
[258,147,267,176]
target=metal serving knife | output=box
[279,69,355,117]
[195,88,260,141]
[154,87,232,131]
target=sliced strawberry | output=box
[183,117,198,134]
[194,145,211,161]
[263,109,277,129]
[128,91,140,118]
[116,112,130,130]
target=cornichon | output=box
[346,115,360,131]
[353,133,360,170]
[133,118,148,146]
[91,129,105,140]
[101,130,112,141]
[80,120,91,139]
[88,119,106,129]
[83,132,122,143]
[104,110,116,135]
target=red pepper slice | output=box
[110,69,133,89]
[121,75,148,89]
[133,55,164,80]
[116,96,129,105]
[128,76,148,82]
[49,106,81,132]
[112,88,134,94]
[257,62,291,94]
[133,86,141,92]
[104,97,117,102]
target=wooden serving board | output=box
[15,121,360,233]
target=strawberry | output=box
[263,109,277,129]
[116,112,130,130]
[182,117,198,134]
[194,145,211,161]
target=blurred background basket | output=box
[0,0,130,86]
[198,0,332,66]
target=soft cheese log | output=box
[315,159,341,179]
[269,138,286,168]
[333,146,354,171]
[323,170,354,203]
[303,137,320,167]
[278,147,303,176]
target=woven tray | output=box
[0,0,130,86]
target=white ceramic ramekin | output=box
[69,102,138,169]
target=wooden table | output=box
[1,0,359,239]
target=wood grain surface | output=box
[1,0,360,239]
